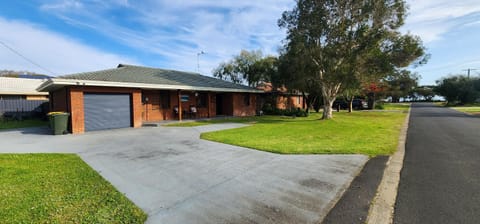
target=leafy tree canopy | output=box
[434,75,480,105]
[383,70,420,102]
[278,0,428,119]
[212,50,277,87]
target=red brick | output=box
[51,86,258,134]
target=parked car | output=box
[333,99,368,110]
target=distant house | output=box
[256,82,306,110]
[0,77,49,118]
[37,64,262,134]
[0,77,48,100]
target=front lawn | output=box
[167,109,408,156]
[382,103,411,111]
[0,118,48,130]
[0,154,147,223]
[164,117,260,127]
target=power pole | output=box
[462,68,478,78]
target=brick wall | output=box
[232,93,257,116]
[50,86,257,133]
[50,88,67,112]
[276,95,305,110]
[131,90,142,128]
[69,87,84,134]
[142,90,220,121]
[209,93,216,117]
[142,90,178,121]
[52,86,142,134]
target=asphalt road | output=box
[394,103,480,224]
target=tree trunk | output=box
[302,92,312,113]
[348,98,353,113]
[320,82,341,119]
[367,92,376,109]
[322,95,335,119]
[392,96,399,103]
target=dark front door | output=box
[83,93,132,131]
[216,94,223,115]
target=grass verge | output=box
[449,106,480,115]
[0,154,147,223]
[0,119,48,130]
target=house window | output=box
[297,96,301,105]
[160,91,170,109]
[196,93,208,108]
[244,93,250,106]
[181,94,189,102]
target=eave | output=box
[37,78,264,93]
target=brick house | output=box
[256,82,306,110]
[37,64,262,134]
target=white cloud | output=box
[403,0,480,43]
[40,0,83,11]
[38,0,293,74]
[25,0,480,81]
[407,0,480,22]
[0,17,137,76]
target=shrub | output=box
[262,106,308,117]
[375,103,385,110]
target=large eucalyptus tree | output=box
[279,0,427,119]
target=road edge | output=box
[365,107,411,224]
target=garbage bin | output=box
[48,112,70,135]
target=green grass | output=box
[167,109,408,156]
[200,112,406,156]
[0,118,48,130]
[0,154,147,223]
[450,106,480,114]
[164,117,262,127]
[382,103,411,111]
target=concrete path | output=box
[394,103,480,224]
[0,124,368,223]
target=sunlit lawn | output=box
[167,109,408,156]
[383,103,411,111]
[450,106,480,114]
[0,154,147,223]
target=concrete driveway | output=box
[0,124,368,223]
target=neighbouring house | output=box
[37,64,262,134]
[256,82,306,110]
[0,77,49,118]
[0,77,49,100]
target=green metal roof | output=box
[56,64,256,92]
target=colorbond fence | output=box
[0,99,48,118]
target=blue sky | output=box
[0,0,479,85]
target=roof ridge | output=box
[118,64,203,76]
[60,66,126,78]
[117,63,140,68]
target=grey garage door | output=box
[84,93,132,131]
